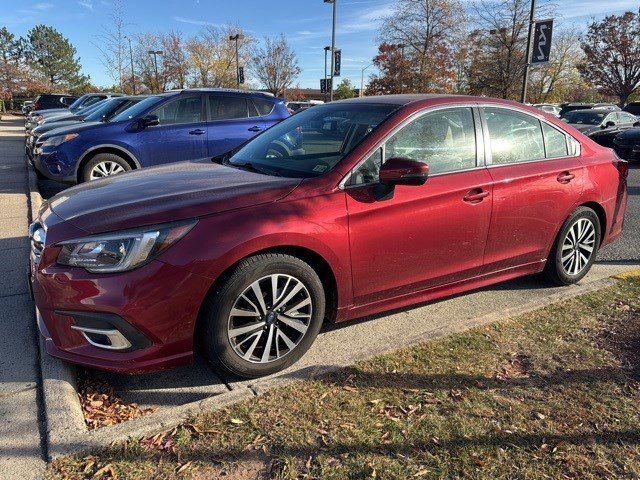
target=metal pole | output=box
[520,0,536,103]
[235,36,240,88]
[153,53,159,93]
[329,0,337,102]
[324,47,328,103]
[128,38,136,95]
[360,63,372,97]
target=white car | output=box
[534,104,561,117]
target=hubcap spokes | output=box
[227,274,312,364]
[90,161,126,180]
[561,218,595,275]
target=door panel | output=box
[480,106,584,273]
[346,169,494,305]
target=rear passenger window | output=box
[253,99,275,116]
[211,97,248,120]
[483,107,545,165]
[542,123,568,158]
[153,96,202,125]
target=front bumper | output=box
[30,220,213,373]
[32,149,77,183]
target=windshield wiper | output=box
[229,161,280,177]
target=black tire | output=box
[544,206,601,286]
[81,153,131,183]
[200,253,325,379]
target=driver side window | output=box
[350,107,477,185]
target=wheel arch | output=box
[579,201,607,245]
[76,145,141,183]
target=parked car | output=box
[26,93,121,130]
[27,96,148,159]
[533,103,561,117]
[623,102,640,118]
[28,94,77,113]
[32,89,289,184]
[29,94,628,378]
[286,100,324,114]
[22,100,35,115]
[613,128,640,161]
[563,109,640,148]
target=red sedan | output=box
[30,95,628,378]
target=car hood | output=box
[42,113,82,124]
[33,120,84,136]
[569,124,600,135]
[48,160,303,234]
[33,108,70,118]
[614,128,640,142]
[39,121,105,140]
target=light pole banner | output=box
[531,19,553,64]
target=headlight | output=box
[42,133,79,148]
[56,220,197,273]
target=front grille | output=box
[29,222,46,265]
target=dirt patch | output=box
[77,370,157,429]
[598,301,640,379]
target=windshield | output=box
[110,96,162,122]
[565,111,606,125]
[84,98,123,122]
[68,94,89,110]
[228,103,399,178]
[77,99,109,118]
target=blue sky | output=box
[1,0,638,89]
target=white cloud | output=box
[77,0,93,10]
[174,16,218,27]
[33,2,54,10]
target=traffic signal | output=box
[238,66,245,84]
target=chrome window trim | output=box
[339,103,482,189]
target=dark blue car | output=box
[33,89,290,183]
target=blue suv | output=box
[33,89,290,183]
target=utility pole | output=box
[323,46,331,102]
[520,0,537,103]
[325,0,337,101]
[229,33,244,88]
[148,50,163,93]
[127,36,135,94]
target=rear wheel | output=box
[544,207,601,285]
[81,153,131,183]
[200,253,325,379]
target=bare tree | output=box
[579,11,640,105]
[132,32,164,93]
[251,34,300,96]
[380,0,467,92]
[93,0,128,92]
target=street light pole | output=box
[148,50,163,93]
[396,43,407,94]
[324,46,331,102]
[520,0,537,103]
[360,63,373,97]
[229,33,244,88]
[325,0,337,102]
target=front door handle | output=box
[463,189,490,204]
[189,129,206,135]
[557,171,575,184]
[248,125,262,132]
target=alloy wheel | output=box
[89,161,126,180]
[227,274,313,364]
[561,218,596,275]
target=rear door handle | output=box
[463,189,490,204]
[557,172,575,184]
[248,125,262,132]
[189,129,206,135]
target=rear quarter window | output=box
[253,98,275,116]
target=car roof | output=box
[329,94,534,109]
[568,108,612,114]
[178,88,280,99]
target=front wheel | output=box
[81,153,131,183]
[200,253,325,379]
[544,207,601,285]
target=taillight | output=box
[33,101,40,110]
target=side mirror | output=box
[375,157,429,200]
[633,121,640,127]
[379,157,429,186]
[141,114,160,128]
[604,121,615,128]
